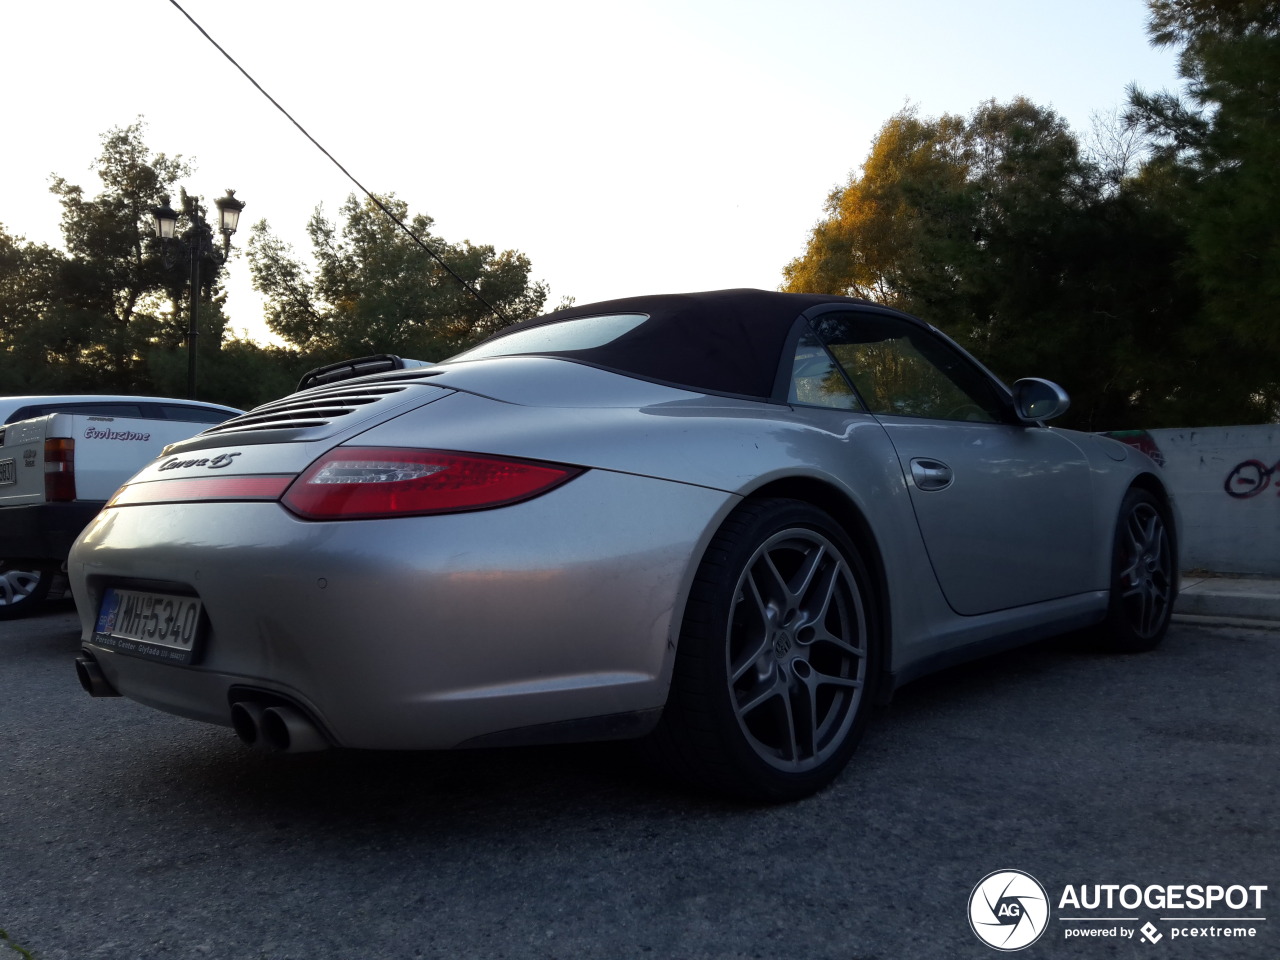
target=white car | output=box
[0,395,240,618]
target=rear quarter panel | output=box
[351,390,960,677]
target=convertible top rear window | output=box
[447,289,874,400]
[450,313,649,362]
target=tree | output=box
[248,194,547,363]
[1,121,223,395]
[0,121,301,409]
[0,225,65,391]
[1127,0,1280,421]
[44,121,200,392]
[784,99,1216,429]
[783,107,969,307]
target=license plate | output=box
[0,459,14,485]
[93,588,204,664]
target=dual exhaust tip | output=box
[75,655,329,754]
[230,701,329,753]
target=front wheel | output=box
[0,562,55,620]
[1098,489,1176,652]
[649,499,879,802]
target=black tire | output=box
[649,498,879,802]
[1098,488,1176,652]
[0,562,54,620]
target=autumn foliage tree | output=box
[784,98,1208,429]
[787,0,1280,429]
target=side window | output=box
[4,402,145,423]
[809,312,1008,422]
[4,406,45,424]
[160,404,234,424]
[78,403,145,418]
[786,329,863,411]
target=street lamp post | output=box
[150,189,246,400]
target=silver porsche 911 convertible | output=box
[69,290,1177,801]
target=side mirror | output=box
[1012,378,1071,423]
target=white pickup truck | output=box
[0,395,240,619]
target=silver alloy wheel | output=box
[726,527,867,772]
[0,566,44,608]
[1117,501,1173,639]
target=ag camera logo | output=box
[969,870,1050,951]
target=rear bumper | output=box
[69,469,736,749]
[0,501,104,563]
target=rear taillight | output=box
[281,447,582,520]
[44,437,76,502]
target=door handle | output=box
[910,458,953,492]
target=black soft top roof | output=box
[466,288,876,400]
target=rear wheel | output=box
[0,562,54,620]
[650,499,878,802]
[1099,489,1175,652]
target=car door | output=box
[806,308,1095,616]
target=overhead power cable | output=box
[165,0,508,324]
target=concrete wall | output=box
[1143,425,1280,576]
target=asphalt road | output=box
[1,602,1276,960]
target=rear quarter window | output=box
[448,313,650,362]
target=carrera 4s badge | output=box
[158,451,242,471]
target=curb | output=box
[1171,613,1280,632]
[1175,576,1280,625]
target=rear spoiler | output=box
[296,355,433,392]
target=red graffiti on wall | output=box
[1224,459,1280,499]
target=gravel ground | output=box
[1,602,1276,959]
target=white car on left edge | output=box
[0,395,240,618]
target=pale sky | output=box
[2,0,1183,346]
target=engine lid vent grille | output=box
[201,384,410,436]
